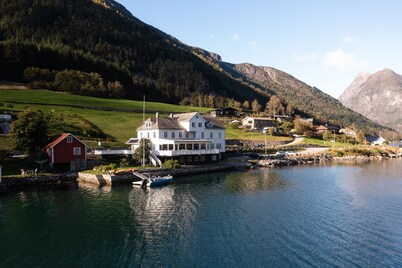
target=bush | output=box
[163,159,181,169]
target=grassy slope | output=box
[0,89,293,146]
[0,89,209,144]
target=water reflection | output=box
[225,170,288,193]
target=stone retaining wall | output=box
[1,173,77,188]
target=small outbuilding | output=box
[45,133,88,171]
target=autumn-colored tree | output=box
[356,130,366,144]
[265,95,284,116]
[251,99,261,115]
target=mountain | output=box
[339,69,402,133]
[0,0,388,134]
[218,62,385,133]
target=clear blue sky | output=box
[117,0,402,98]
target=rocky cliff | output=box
[339,69,402,133]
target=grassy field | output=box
[0,89,210,113]
[0,89,210,144]
[226,128,292,142]
[0,89,295,145]
[303,137,355,147]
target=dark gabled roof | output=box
[203,115,226,129]
[365,135,380,143]
[45,133,88,149]
[137,117,185,131]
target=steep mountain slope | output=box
[339,69,402,133]
[216,61,385,133]
[0,0,267,103]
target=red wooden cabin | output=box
[45,133,88,171]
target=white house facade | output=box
[127,112,225,165]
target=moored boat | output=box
[132,173,173,188]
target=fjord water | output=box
[1,160,402,267]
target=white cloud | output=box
[292,52,319,62]
[208,32,215,39]
[248,41,259,51]
[232,33,240,40]
[342,35,354,44]
[322,49,368,71]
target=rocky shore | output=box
[254,153,401,168]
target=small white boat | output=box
[132,173,174,188]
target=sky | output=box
[117,0,402,98]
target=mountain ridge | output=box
[339,69,402,133]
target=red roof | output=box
[45,133,87,149]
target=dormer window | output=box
[199,123,202,127]
[67,136,73,143]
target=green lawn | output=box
[226,128,292,142]
[0,89,210,113]
[0,89,210,144]
[303,137,354,147]
[0,89,292,145]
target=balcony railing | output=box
[155,149,220,157]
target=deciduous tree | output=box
[10,108,48,155]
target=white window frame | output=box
[67,136,73,143]
[73,147,81,156]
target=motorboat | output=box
[132,173,173,188]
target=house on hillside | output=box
[242,117,277,131]
[365,135,388,146]
[207,107,241,117]
[45,133,88,171]
[127,112,225,165]
[339,127,357,138]
[315,124,340,134]
[0,114,11,134]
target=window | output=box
[168,144,173,150]
[211,143,215,149]
[179,144,185,150]
[217,143,222,149]
[201,132,204,138]
[172,132,175,138]
[179,132,182,138]
[153,132,156,138]
[164,132,168,138]
[201,144,206,150]
[186,144,192,150]
[147,132,149,138]
[210,132,213,139]
[194,144,199,150]
[67,136,73,143]
[192,122,195,128]
[219,132,222,139]
[73,147,81,155]
[186,133,189,139]
[199,122,202,128]
[175,144,178,151]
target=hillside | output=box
[0,0,390,134]
[218,62,386,134]
[0,0,267,105]
[339,69,402,133]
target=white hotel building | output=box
[127,112,225,165]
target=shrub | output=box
[163,159,181,169]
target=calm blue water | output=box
[1,159,402,267]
